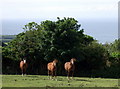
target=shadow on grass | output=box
[75,79,91,82]
[25,75,39,78]
[55,77,92,83]
[57,78,63,81]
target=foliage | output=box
[103,39,120,78]
[2,17,95,75]
[104,39,120,63]
[104,39,120,54]
[3,17,120,78]
[2,17,94,62]
[80,41,108,70]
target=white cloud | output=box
[1,0,119,20]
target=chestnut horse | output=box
[47,59,58,80]
[20,59,28,76]
[64,58,76,80]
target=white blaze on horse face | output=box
[23,60,26,63]
[53,60,58,66]
[71,59,74,64]
[53,62,56,66]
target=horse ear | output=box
[71,58,76,61]
[74,58,76,61]
[54,59,58,63]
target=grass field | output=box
[2,75,119,87]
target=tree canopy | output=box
[3,17,119,77]
[3,17,94,62]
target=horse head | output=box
[23,59,26,64]
[70,58,76,64]
[53,59,58,66]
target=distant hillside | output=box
[0,35,16,43]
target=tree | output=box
[2,17,94,74]
[104,39,120,63]
[83,41,108,70]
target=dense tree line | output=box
[2,17,120,78]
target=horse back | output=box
[64,62,74,71]
[47,62,56,71]
[20,61,27,69]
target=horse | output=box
[64,58,76,80]
[47,59,58,80]
[20,59,28,76]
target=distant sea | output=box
[1,18,118,43]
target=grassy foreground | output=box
[2,75,119,87]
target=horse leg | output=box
[54,70,57,81]
[21,69,24,76]
[23,68,25,76]
[72,71,74,80]
[66,71,68,79]
[48,70,50,79]
[55,70,57,80]
[24,68,27,75]
[51,71,54,80]
[67,71,70,80]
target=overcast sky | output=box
[0,0,119,20]
[0,0,119,43]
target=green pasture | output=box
[2,75,119,87]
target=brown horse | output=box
[20,59,28,76]
[64,58,76,80]
[47,59,58,80]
